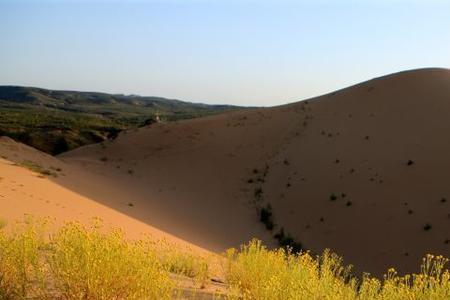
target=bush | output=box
[0,218,173,299]
[48,221,173,299]
[52,137,69,155]
[423,223,432,231]
[0,218,47,299]
[273,227,302,253]
[152,239,210,288]
[254,187,263,201]
[259,204,274,231]
[225,240,450,300]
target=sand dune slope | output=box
[264,68,450,275]
[0,136,206,254]
[60,68,450,276]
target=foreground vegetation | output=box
[0,217,448,299]
[0,218,213,299]
[0,86,240,154]
[226,240,449,300]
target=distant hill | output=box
[0,86,241,154]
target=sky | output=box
[1,0,450,106]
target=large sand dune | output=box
[1,68,449,276]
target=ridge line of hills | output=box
[0,85,243,155]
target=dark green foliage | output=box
[274,227,303,253]
[0,86,242,155]
[259,204,274,230]
[52,137,69,155]
[254,187,263,200]
[423,223,432,231]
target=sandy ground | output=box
[1,68,449,278]
[0,137,207,253]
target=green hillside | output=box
[0,86,241,154]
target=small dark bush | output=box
[330,193,337,201]
[107,128,122,140]
[52,137,69,155]
[254,187,263,200]
[407,160,415,166]
[259,204,274,231]
[274,228,302,253]
[423,223,432,231]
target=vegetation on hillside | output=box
[0,86,241,155]
[0,216,448,299]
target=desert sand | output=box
[1,68,449,277]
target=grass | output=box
[16,160,58,177]
[1,217,449,299]
[151,239,211,288]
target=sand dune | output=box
[0,136,207,255]
[1,68,449,277]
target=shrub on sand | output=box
[225,239,450,300]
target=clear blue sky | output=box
[1,0,450,106]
